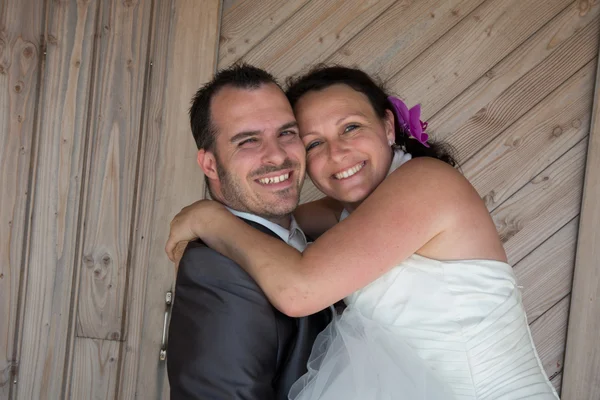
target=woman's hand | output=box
[165,199,228,263]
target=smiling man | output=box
[167,64,331,400]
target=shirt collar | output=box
[225,207,307,250]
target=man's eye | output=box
[239,138,258,146]
[280,130,297,137]
[306,141,321,151]
[344,124,359,133]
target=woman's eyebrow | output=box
[335,112,368,125]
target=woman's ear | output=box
[384,109,396,143]
[197,149,219,180]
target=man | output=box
[167,64,331,399]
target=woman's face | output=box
[295,84,395,207]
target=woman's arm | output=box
[293,196,343,239]
[167,158,472,316]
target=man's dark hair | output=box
[189,63,281,151]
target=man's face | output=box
[201,83,306,219]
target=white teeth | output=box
[334,162,364,180]
[259,173,290,185]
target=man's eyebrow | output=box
[230,130,261,143]
[230,121,298,143]
[279,121,299,131]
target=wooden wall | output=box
[218,0,600,395]
[2,0,599,398]
[0,0,220,399]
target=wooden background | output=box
[1,0,219,398]
[1,0,599,398]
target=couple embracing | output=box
[165,63,559,399]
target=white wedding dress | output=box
[289,151,559,400]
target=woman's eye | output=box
[344,124,359,133]
[306,141,321,151]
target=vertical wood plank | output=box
[14,0,99,398]
[0,0,43,396]
[70,338,119,400]
[562,37,600,400]
[74,0,153,341]
[117,1,221,398]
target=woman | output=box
[166,66,559,399]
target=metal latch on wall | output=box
[159,291,173,361]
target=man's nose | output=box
[261,139,287,165]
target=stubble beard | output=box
[217,157,302,220]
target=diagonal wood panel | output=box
[219,0,310,68]
[515,217,577,322]
[327,0,485,79]
[493,138,587,264]
[386,0,571,117]
[0,0,43,396]
[530,295,570,385]
[239,0,397,79]
[430,2,599,161]
[464,60,595,210]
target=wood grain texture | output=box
[492,138,587,265]
[429,2,600,162]
[0,0,43,396]
[464,60,595,211]
[386,0,571,119]
[117,1,221,398]
[219,0,309,68]
[529,295,570,392]
[551,372,563,396]
[562,31,600,400]
[13,0,99,398]
[240,0,397,79]
[69,338,119,400]
[75,0,153,341]
[515,217,577,322]
[327,0,485,79]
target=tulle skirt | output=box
[288,307,454,400]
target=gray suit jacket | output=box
[167,219,331,399]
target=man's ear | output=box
[197,149,219,180]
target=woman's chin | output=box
[325,187,373,207]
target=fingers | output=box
[165,235,177,262]
[173,241,188,264]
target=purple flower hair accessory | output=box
[387,96,430,148]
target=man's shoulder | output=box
[178,239,242,280]
[176,217,282,283]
